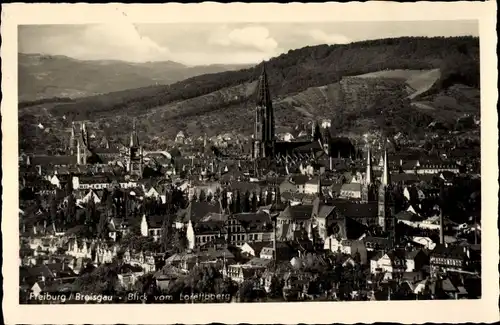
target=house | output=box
[240,241,272,257]
[189,219,226,248]
[223,264,265,284]
[144,186,161,201]
[117,264,144,290]
[175,201,223,228]
[259,242,298,261]
[66,238,92,259]
[229,212,274,246]
[339,183,362,199]
[175,131,186,144]
[79,190,101,205]
[140,214,166,241]
[93,244,118,265]
[283,174,310,193]
[123,250,157,273]
[108,218,130,241]
[332,201,379,227]
[370,248,429,280]
[154,265,186,291]
[164,252,198,272]
[276,205,313,241]
[362,236,392,252]
[72,175,111,191]
[311,197,336,241]
[304,177,320,194]
[370,249,407,276]
[429,243,479,276]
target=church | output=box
[250,64,356,162]
[68,120,143,177]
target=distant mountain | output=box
[18,53,252,101]
[19,36,480,153]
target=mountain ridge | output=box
[19,53,253,102]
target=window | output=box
[249,234,253,240]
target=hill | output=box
[18,53,251,102]
[18,36,480,153]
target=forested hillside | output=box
[19,36,480,152]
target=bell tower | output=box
[76,122,90,165]
[128,119,143,177]
[253,63,275,159]
[361,146,373,203]
[378,149,393,232]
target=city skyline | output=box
[19,21,478,65]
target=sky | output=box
[18,21,478,66]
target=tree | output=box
[198,189,207,202]
[221,190,228,211]
[160,216,172,252]
[65,178,74,196]
[97,210,108,240]
[65,194,77,226]
[268,275,284,300]
[266,190,273,205]
[251,191,258,212]
[258,189,265,207]
[238,280,257,302]
[214,187,221,201]
[243,190,251,212]
[49,195,58,225]
[234,191,242,214]
[172,229,188,253]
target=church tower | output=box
[361,146,373,203]
[69,122,77,156]
[76,122,90,165]
[127,119,143,177]
[253,64,275,159]
[378,149,393,232]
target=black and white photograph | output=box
[2,2,498,324]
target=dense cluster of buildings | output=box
[19,66,481,303]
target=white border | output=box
[2,2,499,324]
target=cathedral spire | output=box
[253,62,275,159]
[365,146,373,185]
[256,63,271,108]
[130,119,139,148]
[81,122,89,148]
[382,149,390,186]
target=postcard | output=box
[2,2,498,324]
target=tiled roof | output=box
[31,155,77,166]
[333,201,378,219]
[233,213,273,232]
[146,214,166,229]
[395,210,421,222]
[340,183,362,192]
[279,205,313,220]
[179,201,223,224]
[194,220,225,235]
[431,243,469,260]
